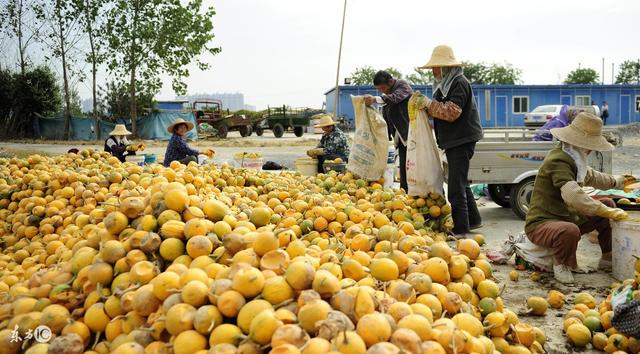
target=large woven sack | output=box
[347,96,389,181]
[406,92,444,196]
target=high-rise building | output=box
[177,93,249,111]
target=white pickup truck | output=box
[458,128,615,220]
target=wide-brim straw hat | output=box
[551,112,613,151]
[167,118,194,134]
[110,124,131,136]
[418,45,464,69]
[314,114,337,128]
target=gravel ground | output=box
[1,129,639,353]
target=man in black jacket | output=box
[364,71,413,191]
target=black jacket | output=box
[381,79,413,145]
[433,76,483,150]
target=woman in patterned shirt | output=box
[307,114,350,173]
[163,118,213,166]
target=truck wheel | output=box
[255,127,264,136]
[246,125,253,136]
[273,124,284,138]
[487,184,512,208]
[216,124,228,139]
[293,126,304,137]
[510,177,535,220]
[239,126,250,137]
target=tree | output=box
[34,0,85,140]
[105,0,221,135]
[383,67,403,80]
[406,68,434,85]
[1,0,43,74]
[615,60,640,84]
[485,63,522,84]
[349,66,404,85]
[460,61,522,84]
[564,67,599,84]
[461,61,488,84]
[349,66,376,85]
[75,0,106,136]
[0,66,62,137]
[99,80,155,119]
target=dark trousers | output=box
[317,154,341,173]
[180,155,198,165]
[527,198,614,267]
[445,142,481,234]
[398,143,408,192]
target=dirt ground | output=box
[1,129,639,353]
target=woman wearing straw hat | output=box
[164,118,214,166]
[307,114,349,174]
[104,124,140,162]
[525,112,636,283]
[412,45,483,238]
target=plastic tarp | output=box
[35,111,197,141]
[137,112,197,141]
[36,116,97,141]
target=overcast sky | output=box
[154,0,639,109]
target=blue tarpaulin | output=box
[35,111,198,141]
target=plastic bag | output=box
[347,96,389,181]
[406,92,444,196]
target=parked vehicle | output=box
[253,106,323,138]
[523,105,564,127]
[443,128,617,220]
[192,101,252,138]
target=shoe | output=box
[598,258,612,272]
[553,264,575,284]
[470,223,483,231]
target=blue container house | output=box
[325,84,640,127]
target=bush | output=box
[0,66,62,138]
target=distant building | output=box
[177,93,248,111]
[81,98,92,113]
[325,84,640,127]
[156,100,189,111]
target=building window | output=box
[636,96,640,112]
[575,96,591,106]
[512,96,529,113]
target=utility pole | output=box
[333,0,347,118]
[612,63,615,84]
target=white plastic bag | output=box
[348,96,389,181]
[406,93,444,196]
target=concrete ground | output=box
[2,131,639,353]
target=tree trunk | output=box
[128,0,140,136]
[85,0,99,139]
[17,0,26,75]
[56,0,72,140]
[130,63,137,136]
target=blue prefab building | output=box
[325,84,640,127]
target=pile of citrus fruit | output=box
[0,150,545,353]
[561,259,640,353]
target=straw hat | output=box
[314,114,336,128]
[110,124,131,136]
[167,118,194,134]
[550,112,613,151]
[418,45,463,69]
